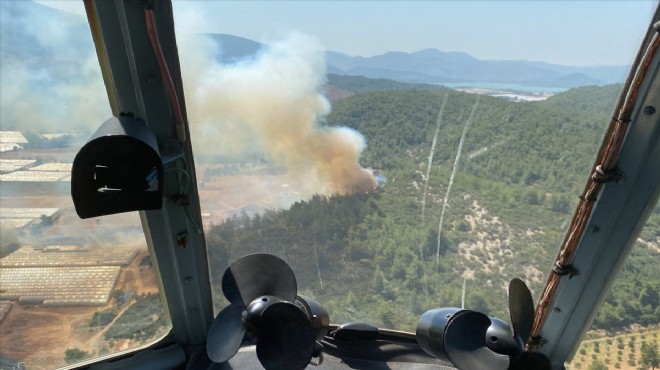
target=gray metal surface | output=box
[537,26,660,370]
[87,0,214,346]
[82,1,660,368]
[216,345,459,370]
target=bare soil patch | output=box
[0,249,160,370]
[0,305,96,369]
[0,163,299,368]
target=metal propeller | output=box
[416,278,550,370]
[206,304,246,363]
[444,310,511,370]
[222,253,297,307]
[508,277,534,345]
[206,254,320,370]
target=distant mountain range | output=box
[1,0,630,91]
[209,34,630,89]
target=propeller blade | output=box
[508,278,534,343]
[444,311,510,370]
[222,254,297,307]
[255,302,315,370]
[206,304,247,363]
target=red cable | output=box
[144,9,186,143]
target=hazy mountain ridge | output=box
[205,33,264,62]
[210,33,629,88]
[0,1,629,90]
[326,49,625,87]
[0,1,89,71]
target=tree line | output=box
[206,84,659,332]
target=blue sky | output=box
[38,0,657,66]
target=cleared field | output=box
[0,218,33,228]
[0,245,139,267]
[0,162,307,369]
[0,250,163,370]
[0,170,69,182]
[197,169,306,226]
[0,265,121,305]
[567,327,660,370]
[0,131,28,144]
[0,159,36,173]
[0,207,60,219]
[0,207,61,229]
[29,163,72,172]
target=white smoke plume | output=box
[1,1,377,197]
[0,1,110,133]
[178,32,377,196]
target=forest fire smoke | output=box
[0,1,110,133]
[179,32,377,195]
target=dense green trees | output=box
[89,308,117,327]
[64,348,89,364]
[640,342,660,369]
[593,252,660,330]
[205,84,659,332]
[103,294,166,342]
[327,74,446,94]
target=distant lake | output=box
[440,82,569,93]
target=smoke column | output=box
[178,32,377,196]
[0,1,110,132]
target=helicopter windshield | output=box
[0,1,658,370]
[172,1,659,369]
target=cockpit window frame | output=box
[64,1,660,369]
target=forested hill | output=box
[327,74,446,94]
[539,84,623,115]
[206,85,660,332]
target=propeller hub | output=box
[256,301,316,370]
[245,295,283,339]
[206,254,325,370]
[485,317,523,359]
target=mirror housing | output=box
[71,116,164,218]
